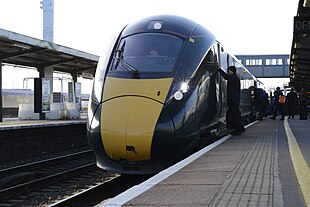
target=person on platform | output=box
[254,87,265,120]
[218,66,245,135]
[299,88,308,120]
[286,87,298,119]
[271,87,284,120]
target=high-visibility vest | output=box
[279,95,286,104]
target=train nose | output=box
[100,96,166,161]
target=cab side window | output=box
[206,47,215,64]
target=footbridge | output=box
[236,54,289,78]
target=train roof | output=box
[122,15,216,40]
[2,89,33,95]
[2,89,89,100]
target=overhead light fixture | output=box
[148,21,164,30]
[294,43,301,48]
[304,0,310,7]
[81,72,93,79]
[12,43,31,50]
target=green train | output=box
[87,15,259,174]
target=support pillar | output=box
[35,67,53,120]
[71,72,77,103]
[71,72,82,117]
[44,66,53,103]
[42,0,54,42]
[38,67,45,120]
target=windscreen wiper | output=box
[114,41,126,70]
[119,58,140,79]
[114,41,140,79]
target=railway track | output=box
[0,121,253,206]
[50,174,151,207]
[0,149,119,206]
[49,132,232,206]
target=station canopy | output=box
[290,0,310,90]
[0,28,99,77]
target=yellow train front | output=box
[87,15,253,174]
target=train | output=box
[1,89,89,119]
[87,15,260,175]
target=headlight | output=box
[180,82,189,93]
[174,91,183,100]
[173,82,189,101]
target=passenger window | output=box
[206,48,215,64]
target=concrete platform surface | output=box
[99,116,309,207]
[0,118,86,130]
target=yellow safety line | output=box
[284,118,310,207]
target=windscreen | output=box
[111,33,183,74]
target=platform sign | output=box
[34,78,51,113]
[75,82,82,111]
[294,16,310,34]
[68,82,82,110]
[68,82,74,102]
[42,78,51,112]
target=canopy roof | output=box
[290,0,310,90]
[0,28,99,77]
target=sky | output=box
[0,0,300,92]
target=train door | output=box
[214,43,224,121]
[199,45,220,128]
[218,48,230,122]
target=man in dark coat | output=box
[254,87,265,120]
[271,87,284,120]
[218,66,245,135]
[286,88,297,119]
[299,88,308,120]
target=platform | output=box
[0,118,86,130]
[101,116,310,207]
[0,118,88,164]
